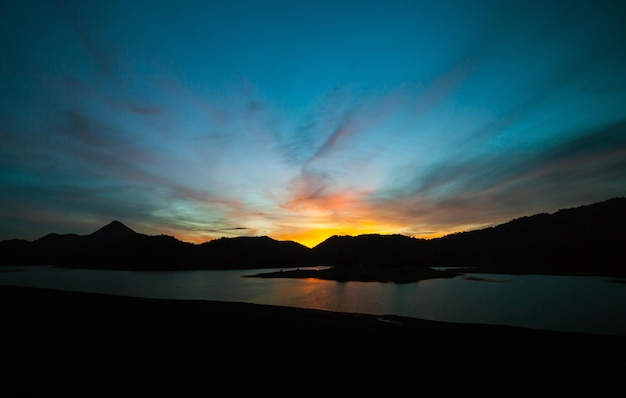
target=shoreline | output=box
[2,285,625,395]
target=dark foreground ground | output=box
[2,286,625,396]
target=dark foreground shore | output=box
[2,286,625,396]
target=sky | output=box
[1,0,625,247]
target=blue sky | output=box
[2,0,625,247]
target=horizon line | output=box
[9,196,624,249]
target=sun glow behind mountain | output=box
[1,1,625,245]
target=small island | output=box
[245,265,462,283]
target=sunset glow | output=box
[1,1,625,246]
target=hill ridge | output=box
[0,197,624,276]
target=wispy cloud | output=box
[2,1,625,246]
[371,119,626,233]
[205,227,248,232]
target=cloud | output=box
[370,118,626,234]
[204,227,249,233]
[308,109,359,162]
[57,110,121,147]
[56,1,120,83]
[105,98,165,116]
[3,0,625,247]
[49,109,162,187]
[413,58,474,116]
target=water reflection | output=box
[1,266,625,336]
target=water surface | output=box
[1,266,625,336]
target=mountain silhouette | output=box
[424,197,626,274]
[0,221,311,270]
[88,220,136,243]
[198,236,312,268]
[311,234,427,267]
[0,197,624,276]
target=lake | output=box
[1,265,625,336]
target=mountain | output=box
[26,220,138,263]
[0,221,137,266]
[0,221,312,270]
[88,220,136,243]
[311,234,427,268]
[0,197,624,275]
[198,236,312,268]
[308,197,626,275]
[80,233,197,270]
[424,197,626,274]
